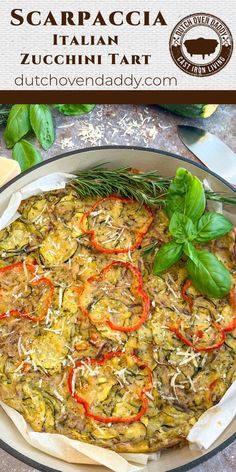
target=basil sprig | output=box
[12,140,42,172]
[154,168,233,298]
[169,212,196,243]
[4,105,31,149]
[166,168,206,221]
[30,104,55,150]
[4,104,96,172]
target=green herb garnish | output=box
[12,140,42,172]
[3,104,96,171]
[72,166,170,205]
[4,105,31,149]
[53,104,95,116]
[153,168,233,298]
[205,190,236,205]
[71,166,236,207]
[153,241,184,273]
[30,104,55,151]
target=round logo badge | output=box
[170,13,233,77]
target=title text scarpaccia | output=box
[11,9,167,27]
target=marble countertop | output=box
[0,103,235,472]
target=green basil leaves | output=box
[184,175,206,222]
[186,250,231,298]
[154,241,183,274]
[4,105,31,148]
[53,104,95,116]
[166,168,205,221]
[4,104,96,172]
[195,212,233,242]
[30,105,55,150]
[12,140,42,172]
[153,167,233,299]
[169,212,196,243]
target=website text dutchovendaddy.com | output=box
[14,73,178,89]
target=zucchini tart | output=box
[0,171,235,453]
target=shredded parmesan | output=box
[71,369,76,396]
[165,278,180,299]
[114,368,129,385]
[175,348,201,367]
[128,243,133,263]
[58,287,64,310]
[45,308,53,327]
[17,335,22,356]
[53,390,64,402]
[44,328,62,335]
[145,391,154,401]
[14,361,25,373]
[67,355,76,367]
[187,375,196,392]
[57,122,75,129]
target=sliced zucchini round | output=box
[40,226,78,266]
[31,332,67,372]
[55,195,78,223]
[70,212,84,237]
[0,221,29,252]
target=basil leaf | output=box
[166,168,192,218]
[184,175,206,222]
[165,194,183,219]
[169,212,196,242]
[153,241,183,275]
[195,212,233,242]
[187,249,231,298]
[168,168,193,196]
[30,105,55,151]
[12,140,42,172]
[183,241,199,265]
[166,168,206,222]
[4,105,30,149]
[53,104,95,116]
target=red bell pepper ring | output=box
[0,262,54,322]
[219,289,236,332]
[179,279,236,349]
[79,260,150,332]
[68,351,153,424]
[169,321,226,352]
[207,378,219,403]
[80,195,153,254]
[181,279,193,312]
[213,289,236,333]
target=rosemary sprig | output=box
[71,165,236,207]
[72,166,170,206]
[205,190,236,205]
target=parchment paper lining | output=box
[0,173,235,471]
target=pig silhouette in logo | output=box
[184,37,219,59]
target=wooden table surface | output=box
[0,104,235,472]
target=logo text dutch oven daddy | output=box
[169,13,233,77]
